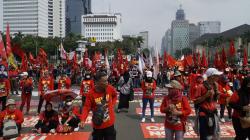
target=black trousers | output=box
[10,78,18,94]
[118,93,129,109]
[38,95,47,113]
[0,96,7,111]
[220,104,232,118]
[62,117,80,129]
[232,117,250,140]
[92,125,116,140]
[35,120,58,133]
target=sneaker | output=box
[151,118,155,123]
[220,118,225,123]
[141,118,146,123]
[50,129,56,134]
[74,127,79,132]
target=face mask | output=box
[66,101,72,106]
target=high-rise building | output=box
[171,5,189,56]
[139,31,149,48]
[51,0,66,38]
[198,21,221,36]
[161,29,171,55]
[189,23,200,46]
[0,0,3,33]
[2,0,65,37]
[66,0,91,35]
[82,13,122,42]
[2,0,48,37]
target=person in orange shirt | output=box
[58,73,71,90]
[19,72,33,115]
[218,75,233,122]
[80,72,94,107]
[0,73,10,111]
[37,70,54,114]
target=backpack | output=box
[3,120,19,139]
[92,93,107,126]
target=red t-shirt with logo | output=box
[141,80,156,99]
[193,84,217,116]
[81,85,117,129]
[0,109,24,127]
[160,96,191,131]
[80,80,95,96]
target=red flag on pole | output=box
[221,47,227,69]
[201,49,208,68]
[0,34,7,66]
[214,51,221,68]
[163,51,167,68]
[12,44,25,58]
[229,40,236,57]
[243,48,248,66]
[29,52,36,64]
[21,54,28,72]
[6,23,17,69]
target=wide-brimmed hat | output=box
[165,80,183,90]
[6,99,16,106]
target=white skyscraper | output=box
[0,0,3,32]
[198,21,221,36]
[2,0,65,37]
[171,6,189,56]
[82,13,122,42]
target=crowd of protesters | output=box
[0,58,250,140]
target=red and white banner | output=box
[141,122,235,139]
[15,132,91,140]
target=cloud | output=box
[92,0,250,49]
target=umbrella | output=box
[44,89,78,103]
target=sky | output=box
[92,0,250,50]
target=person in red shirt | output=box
[193,68,222,140]
[190,75,204,114]
[229,77,250,140]
[59,96,81,131]
[0,99,24,136]
[0,73,10,111]
[80,71,117,140]
[218,75,233,122]
[19,72,33,115]
[80,72,94,107]
[58,73,71,90]
[34,102,59,133]
[8,66,19,95]
[161,80,191,140]
[37,70,54,114]
[141,71,157,123]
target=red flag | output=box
[6,23,17,69]
[12,44,25,58]
[193,52,197,66]
[201,50,208,68]
[21,54,28,72]
[38,48,48,66]
[29,52,36,64]
[221,47,227,69]
[197,52,201,67]
[229,40,236,57]
[0,34,7,66]
[167,54,176,67]
[183,55,193,67]
[73,53,78,69]
[39,48,47,58]
[214,51,221,68]
[243,48,248,66]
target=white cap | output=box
[22,72,28,76]
[204,68,223,78]
[146,71,153,78]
